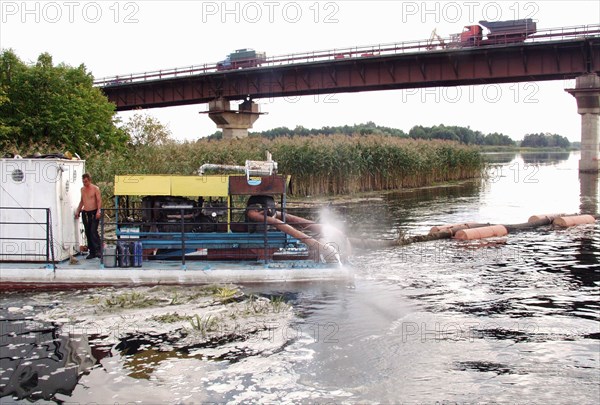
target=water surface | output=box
[1,151,598,404]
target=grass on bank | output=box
[83,134,484,199]
[5,134,485,201]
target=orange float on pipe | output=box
[453,225,508,240]
[552,215,596,227]
[528,213,566,223]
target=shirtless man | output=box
[75,173,102,259]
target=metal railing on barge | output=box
[99,205,314,269]
[0,207,56,268]
[0,205,338,269]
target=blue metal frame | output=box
[104,197,308,267]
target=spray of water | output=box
[317,206,351,265]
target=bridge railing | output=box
[92,36,436,87]
[93,64,215,87]
[93,24,600,87]
[527,24,600,42]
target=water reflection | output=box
[482,152,517,164]
[114,329,268,379]
[0,318,95,401]
[521,151,571,164]
[569,234,600,288]
[579,171,599,214]
[338,181,482,238]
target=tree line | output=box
[520,133,571,148]
[210,122,570,148]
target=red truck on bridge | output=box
[456,18,537,46]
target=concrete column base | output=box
[579,113,599,172]
[222,128,251,139]
[566,73,600,173]
[206,98,262,139]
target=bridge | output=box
[97,24,600,172]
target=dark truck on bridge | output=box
[217,48,267,71]
[455,18,537,46]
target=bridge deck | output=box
[95,24,600,88]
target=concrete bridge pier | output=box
[567,73,600,172]
[207,98,262,139]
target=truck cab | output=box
[216,57,232,70]
[460,25,484,45]
[456,19,536,47]
[216,48,266,71]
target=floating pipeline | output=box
[527,213,567,223]
[552,214,596,227]
[427,213,599,242]
[250,210,599,250]
[429,223,482,234]
[454,225,509,241]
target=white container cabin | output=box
[0,157,85,262]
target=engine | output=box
[140,196,227,233]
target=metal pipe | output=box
[274,211,352,257]
[247,210,342,263]
[197,163,245,175]
[275,211,321,233]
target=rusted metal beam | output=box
[101,38,600,111]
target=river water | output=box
[1,151,599,404]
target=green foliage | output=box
[243,294,269,314]
[189,314,219,337]
[245,121,408,139]
[212,286,240,303]
[0,50,127,155]
[409,124,515,146]
[86,134,485,197]
[124,112,173,146]
[151,312,192,323]
[269,295,288,313]
[243,122,518,147]
[169,292,182,305]
[103,292,158,309]
[240,294,288,314]
[483,132,514,146]
[206,130,223,140]
[521,132,570,148]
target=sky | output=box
[1,0,599,142]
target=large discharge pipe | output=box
[276,211,353,256]
[246,210,343,263]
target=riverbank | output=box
[286,178,479,206]
[478,145,578,152]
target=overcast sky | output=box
[1,0,599,142]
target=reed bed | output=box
[86,134,484,197]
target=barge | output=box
[0,155,352,289]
